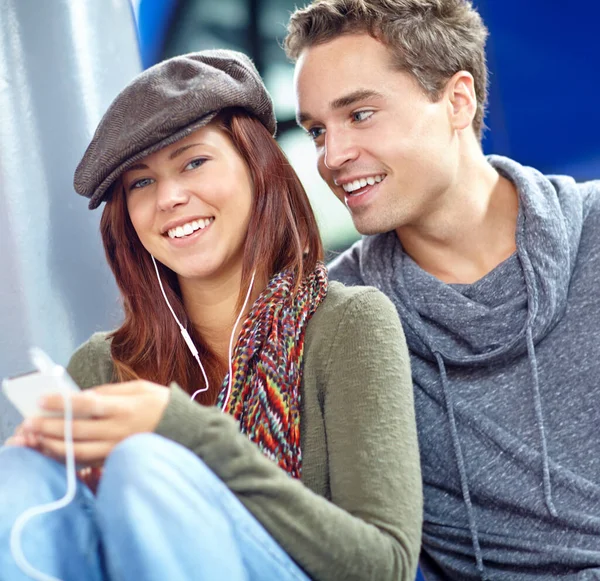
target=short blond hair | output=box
[285,0,489,140]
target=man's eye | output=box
[352,110,374,123]
[307,126,325,141]
[184,158,206,171]
[130,178,154,190]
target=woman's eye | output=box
[130,178,154,190]
[184,158,206,171]
[352,110,374,123]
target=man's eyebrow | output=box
[296,111,312,126]
[330,89,384,110]
[296,89,384,126]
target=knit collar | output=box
[356,155,584,366]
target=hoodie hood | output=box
[357,155,584,367]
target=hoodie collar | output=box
[357,155,584,366]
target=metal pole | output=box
[0,0,141,439]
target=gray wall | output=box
[0,0,142,440]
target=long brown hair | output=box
[100,109,324,405]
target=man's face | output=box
[294,33,459,235]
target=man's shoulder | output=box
[328,239,364,286]
[67,331,115,389]
[577,178,600,214]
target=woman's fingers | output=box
[78,466,103,494]
[4,435,25,447]
[5,423,41,448]
[24,417,127,442]
[38,436,113,466]
[22,380,170,466]
[39,390,110,418]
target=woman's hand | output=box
[18,380,170,466]
[4,423,42,449]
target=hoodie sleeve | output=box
[327,239,365,286]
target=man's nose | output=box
[323,129,359,170]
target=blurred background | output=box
[0,0,599,440]
[135,0,600,252]
[136,0,361,254]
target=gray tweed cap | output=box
[74,49,276,209]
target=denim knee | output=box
[96,433,231,521]
[99,433,187,487]
[100,433,223,491]
[94,436,250,581]
[104,433,177,471]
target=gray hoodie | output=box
[328,156,600,580]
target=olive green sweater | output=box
[67,282,422,581]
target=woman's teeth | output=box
[167,217,214,239]
[342,174,385,193]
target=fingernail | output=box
[22,419,34,430]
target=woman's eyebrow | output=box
[125,143,208,172]
[169,142,206,160]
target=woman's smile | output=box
[164,216,215,248]
[162,216,216,248]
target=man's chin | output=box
[351,215,397,236]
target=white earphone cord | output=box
[151,256,255,408]
[8,259,255,581]
[8,366,76,581]
[151,255,210,396]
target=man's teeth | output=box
[342,174,385,193]
[167,217,214,239]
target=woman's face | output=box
[122,123,253,284]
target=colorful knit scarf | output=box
[216,263,328,479]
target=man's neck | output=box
[397,153,519,285]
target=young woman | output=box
[0,50,422,581]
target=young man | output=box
[285,1,600,580]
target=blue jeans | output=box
[0,434,311,581]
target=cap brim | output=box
[87,111,219,209]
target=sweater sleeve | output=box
[154,288,423,581]
[67,332,114,389]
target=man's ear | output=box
[446,71,477,132]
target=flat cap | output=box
[74,49,276,209]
